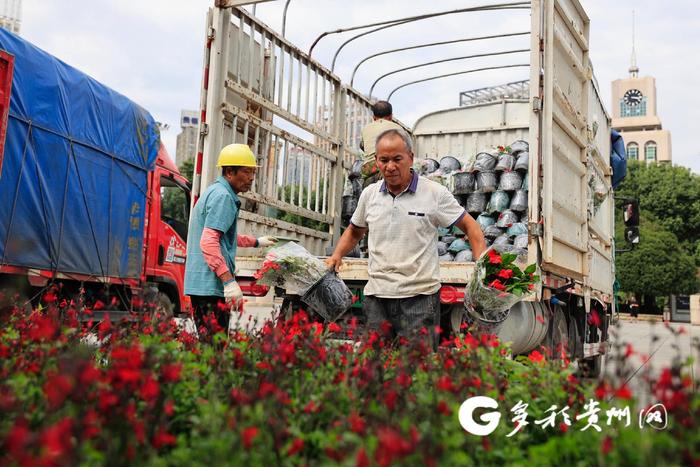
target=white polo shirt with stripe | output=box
[350,171,466,298]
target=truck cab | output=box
[143,144,191,315]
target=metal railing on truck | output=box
[194,6,391,255]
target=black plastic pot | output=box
[301,271,353,322]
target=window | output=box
[626,142,639,160]
[192,117,198,125]
[160,176,191,240]
[183,116,190,124]
[645,141,657,162]
[620,97,647,117]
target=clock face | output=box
[623,89,643,106]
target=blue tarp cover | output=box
[0,28,160,279]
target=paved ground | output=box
[602,315,699,403]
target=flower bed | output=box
[0,301,698,465]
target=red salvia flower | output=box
[286,437,304,456]
[242,426,259,449]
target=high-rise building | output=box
[0,0,21,35]
[175,110,198,167]
[611,17,671,164]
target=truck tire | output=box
[153,292,174,320]
[578,355,603,379]
[279,297,303,322]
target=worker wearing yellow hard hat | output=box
[185,143,277,337]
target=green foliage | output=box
[614,160,700,297]
[178,158,194,181]
[1,304,699,465]
[160,159,193,236]
[277,183,329,231]
[616,217,698,296]
[615,160,700,257]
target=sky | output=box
[18,0,700,173]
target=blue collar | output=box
[380,169,418,194]
[216,175,241,206]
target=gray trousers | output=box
[363,292,441,350]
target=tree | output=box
[160,158,194,234]
[277,183,329,232]
[615,160,700,261]
[615,218,698,311]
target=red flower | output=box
[488,279,506,291]
[383,390,398,410]
[327,322,342,333]
[376,427,414,463]
[29,314,57,341]
[43,290,58,304]
[497,268,514,279]
[349,411,366,435]
[41,417,74,461]
[139,375,160,402]
[303,400,319,413]
[614,384,632,400]
[436,375,455,392]
[44,373,74,409]
[98,390,119,413]
[487,249,502,264]
[258,381,277,398]
[152,428,177,449]
[287,437,304,456]
[230,388,252,405]
[587,309,601,327]
[601,436,613,455]
[160,363,182,383]
[356,448,370,467]
[79,363,101,386]
[242,426,259,449]
[528,350,545,363]
[396,372,412,388]
[5,419,30,458]
[437,400,451,416]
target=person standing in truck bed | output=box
[326,128,486,349]
[360,100,403,188]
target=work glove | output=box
[223,279,243,304]
[257,236,278,248]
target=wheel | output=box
[279,297,302,322]
[577,355,603,379]
[153,292,174,320]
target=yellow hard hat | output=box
[216,144,258,167]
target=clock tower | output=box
[611,21,672,163]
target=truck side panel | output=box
[0,29,160,279]
[413,100,529,162]
[539,0,611,286]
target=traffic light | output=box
[625,226,640,244]
[621,199,640,244]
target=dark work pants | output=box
[363,292,440,350]
[190,295,229,337]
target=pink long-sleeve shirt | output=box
[200,228,257,277]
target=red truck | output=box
[0,29,190,317]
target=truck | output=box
[0,29,191,317]
[193,0,617,375]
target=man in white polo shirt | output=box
[326,128,486,348]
